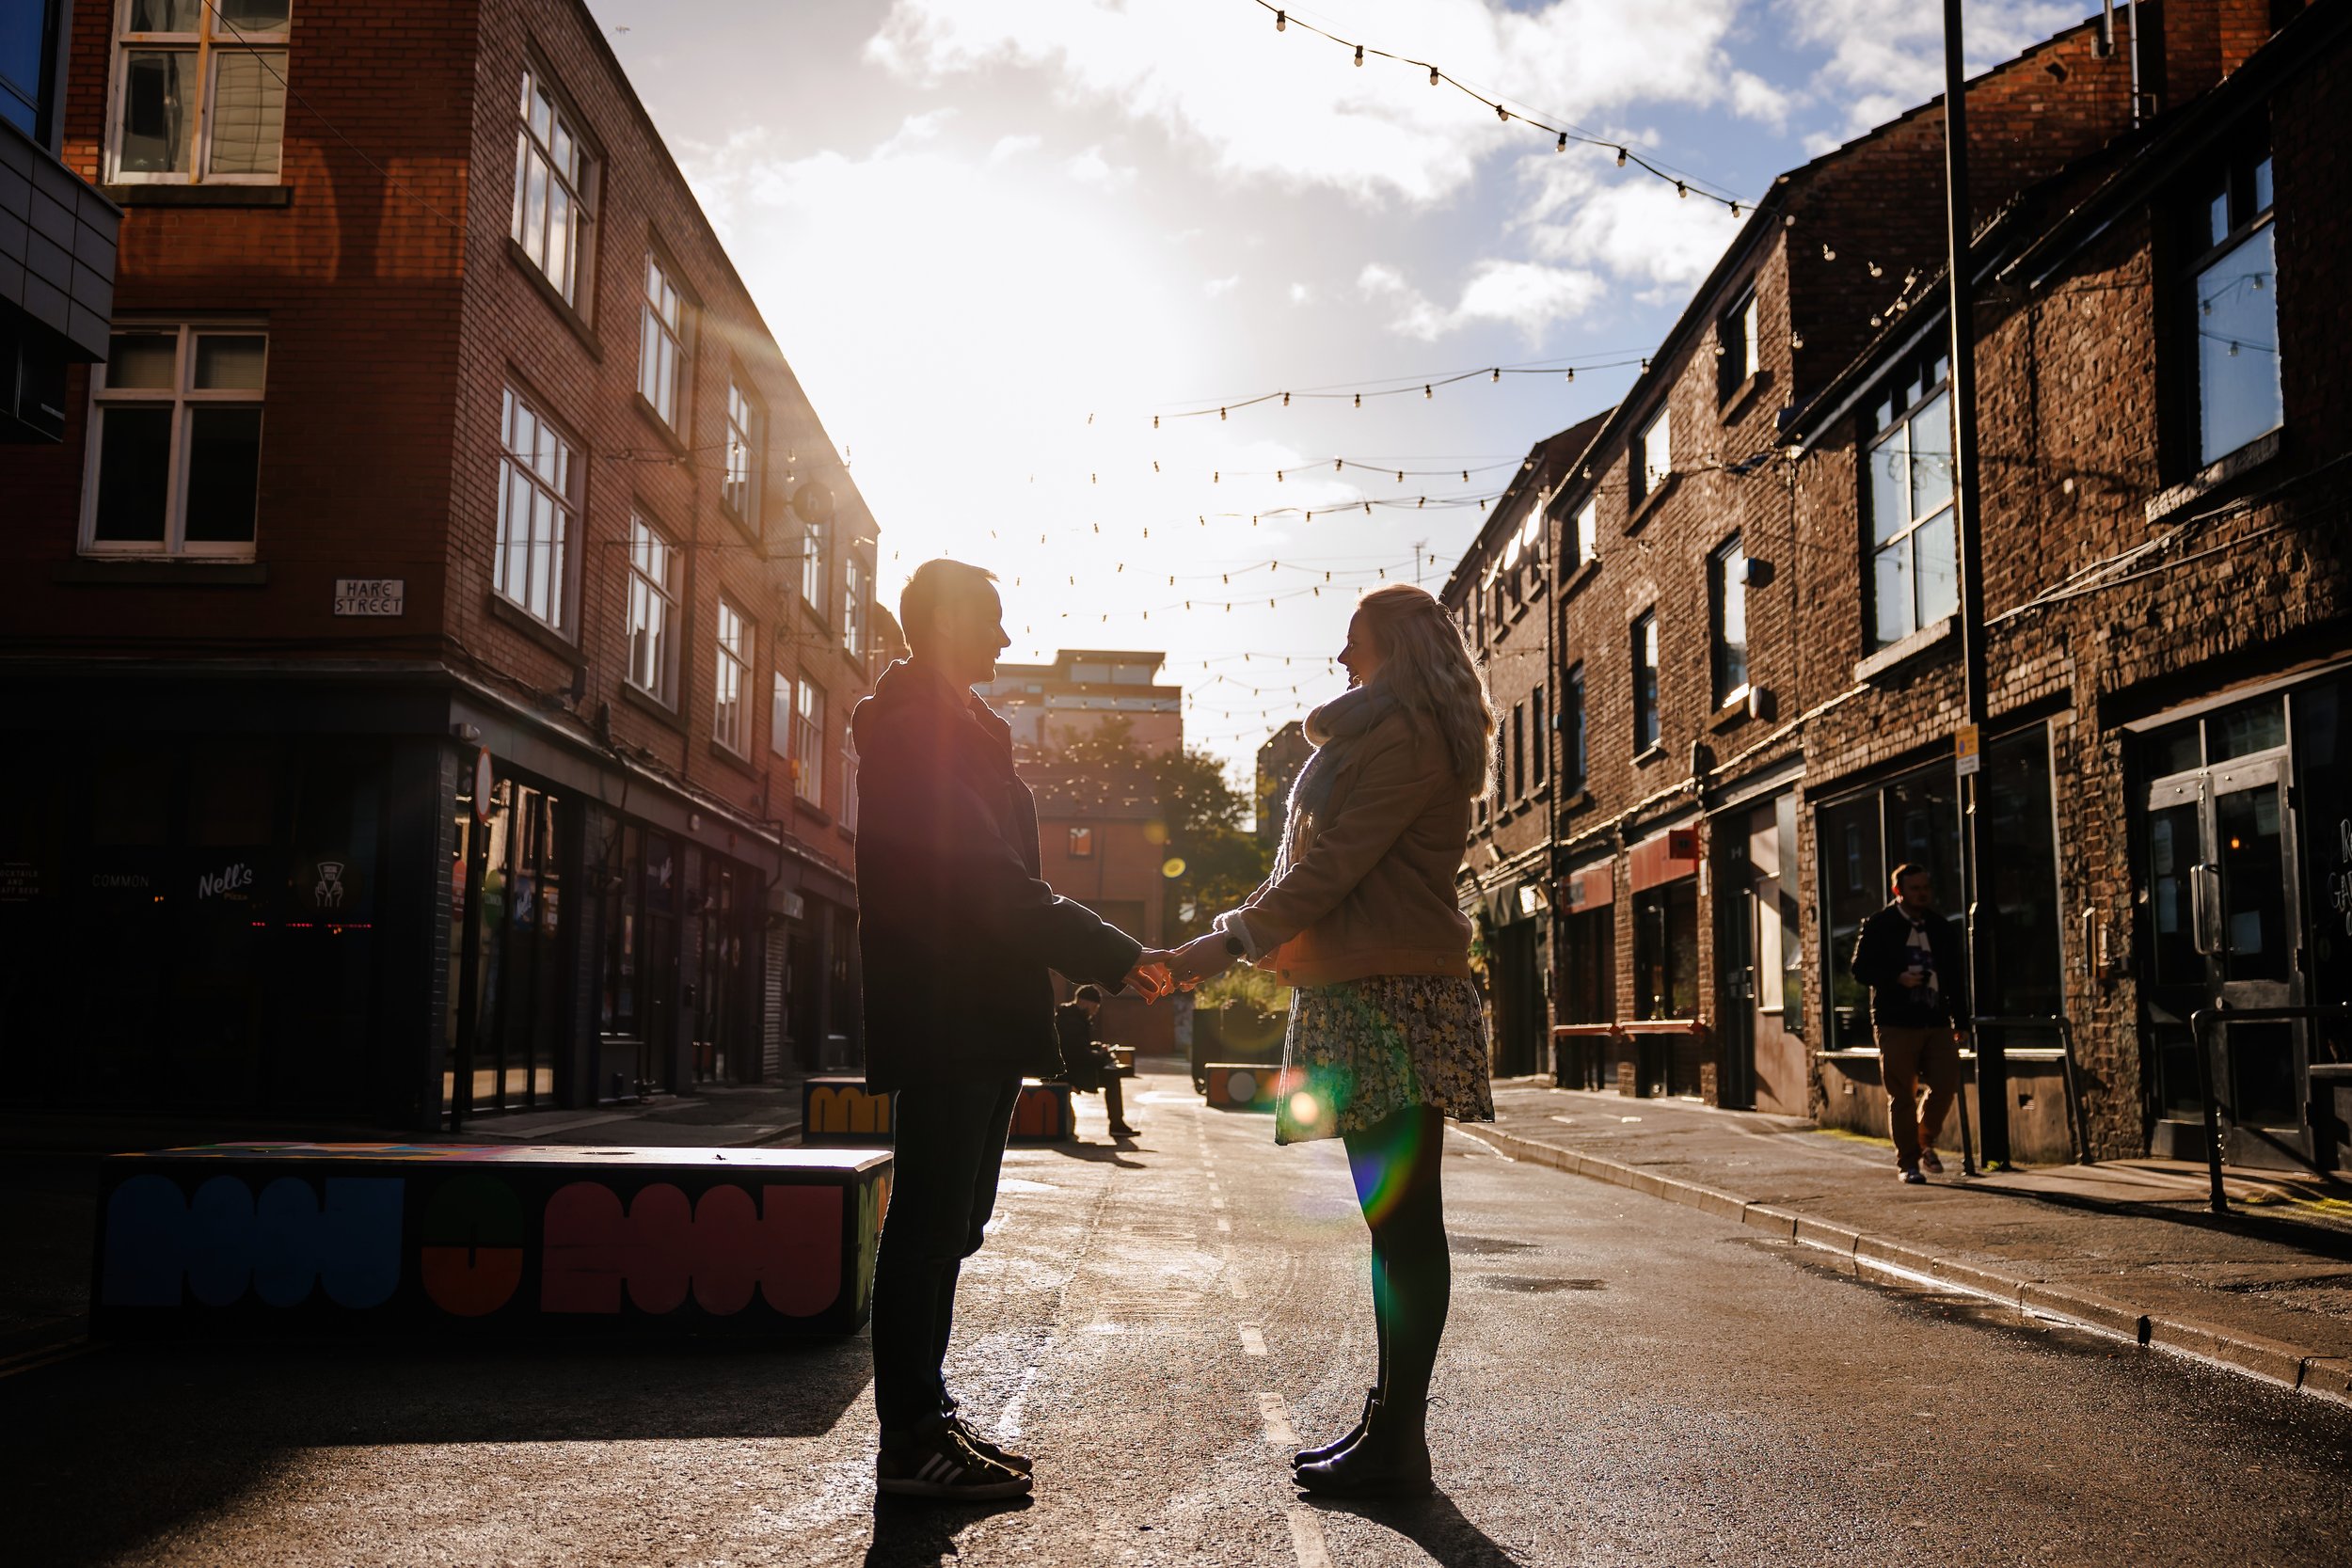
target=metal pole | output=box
[1942,0,2009,1167]
[2188,1007,2230,1214]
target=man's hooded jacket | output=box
[850,659,1142,1091]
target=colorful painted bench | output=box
[1201,1063,1305,1113]
[1009,1079,1075,1142]
[91,1143,889,1338]
[802,1076,1074,1144]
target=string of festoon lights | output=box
[1127,351,1655,426]
[1247,0,1751,210]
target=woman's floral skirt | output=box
[1276,973,1494,1145]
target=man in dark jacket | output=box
[852,558,1169,1500]
[1851,863,1968,1183]
[1056,985,1137,1140]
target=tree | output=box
[1050,720,1273,944]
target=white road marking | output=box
[994,1355,1048,1439]
[1210,1195,1227,1209]
[1227,1271,1249,1301]
[1216,1217,1232,1232]
[1239,1323,1267,1356]
[1286,1505,1335,1568]
[1255,1391,1297,1445]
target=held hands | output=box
[1124,952,1176,1003]
[1167,931,1239,990]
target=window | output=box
[1818,761,1963,1050]
[840,724,860,834]
[1710,534,1749,705]
[801,520,829,618]
[1631,611,1660,753]
[1718,287,1759,400]
[2187,148,2280,467]
[625,515,677,704]
[639,251,688,430]
[1562,664,1586,793]
[108,0,289,184]
[1510,703,1526,800]
[82,324,265,557]
[1068,826,1094,859]
[1863,350,1958,649]
[1630,405,1672,506]
[791,674,824,806]
[1633,881,1699,1019]
[1566,497,1598,571]
[723,376,762,525]
[511,63,592,308]
[770,673,794,761]
[712,598,750,755]
[1532,683,1547,787]
[843,555,866,657]
[493,385,578,633]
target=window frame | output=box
[1709,533,1750,707]
[1629,405,1672,507]
[624,512,679,706]
[1532,682,1548,788]
[1068,826,1095,859]
[104,0,292,186]
[1509,701,1526,800]
[1860,347,1958,651]
[842,554,867,657]
[712,596,751,757]
[791,673,825,807]
[1562,663,1586,794]
[1631,610,1661,754]
[637,246,691,434]
[511,59,597,312]
[2181,142,2280,470]
[492,381,580,636]
[722,372,763,531]
[800,519,830,620]
[1718,286,1759,402]
[79,320,268,560]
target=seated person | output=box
[1055,985,1138,1140]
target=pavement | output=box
[1465,1077,2352,1407]
[5,1063,2350,1566]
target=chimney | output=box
[2139,0,2294,114]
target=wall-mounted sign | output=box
[333,578,405,616]
[1954,722,1981,778]
[472,748,495,824]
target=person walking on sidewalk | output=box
[853,558,1173,1501]
[1056,985,1139,1139]
[1167,583,1495,1499]
[1851,863,1968,1184]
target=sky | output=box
[584,0,2088,787]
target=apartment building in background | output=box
[1442,1,2351,1171]
[0,0,882,1129]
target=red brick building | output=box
[1446,0,2352,1171]
[0,0,882,1128]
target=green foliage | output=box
[1196,963,1290,1018]
[1055,720,1273,944]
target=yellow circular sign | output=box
[1161,857,1187,879]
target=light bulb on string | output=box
[1565,368,1575,382]
[1429,65,1439,85]
[1495,103,1509,122]
[1556,133,1566,152]
[1274,8,1284,30]
[1615,147,1627,166]
[1354,43,1363,65]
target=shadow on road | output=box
[1032,1140,1148,1170]
[0,1336,873,1567]
[1305,1485,1526,1566]
[863,1492,1030,1566]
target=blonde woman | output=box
[1168,583,1495,1497]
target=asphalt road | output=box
[7,1065,2351,1567]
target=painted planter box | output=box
[1009,1080,1074,1142]
[802,1076,894,1144]
[91,1144,890,1338]
[1202,1064,1304,1112]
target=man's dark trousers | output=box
[870,1076,1024,1437]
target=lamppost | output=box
[1942,0,2009,1167]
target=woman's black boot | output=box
[1292,1387,1376,1471]
[1295,1394,1432,1497]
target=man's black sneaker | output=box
[877,1426,1031,1501]
[946,1413,1032,1475]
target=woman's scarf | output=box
[1275,682,1399,878]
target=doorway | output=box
[2143,705,2308,1167]
[1489,916,1547,1078]
[1714,794,1805,1114]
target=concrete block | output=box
[2145,1316,2308,1389]
[1928,1256,2029,1306]
[2298,1358,2352,1406]
[1009,1080,1076,1142]
[1792,1216,1862,1266]
[1741,1204,1798,1240]
[1692,1188,1750,1225]
[91,1143,890,1338]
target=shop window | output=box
[1816,760,1968,1051]
[1633,880,1698,1019]
[1558,905,1614,1024]
[625,515,677,705]
[108,0,290,184]
[511,61,595,309]
[638,249,690,431]
[493,385,578,633]
[1863,348,1958,649]
[1710,534,1749,705]
[1509,702,1526,800]
[2185,145,2280,467]
[723,376,762,527]
[83,324,265,558]
[1631,611,1660,753]
[712,598,751,755]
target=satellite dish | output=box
[792,481,835,528]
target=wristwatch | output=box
[1223,933,1246,957]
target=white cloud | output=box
[1288,281,1314,305]
[1359,258,1602,342]
[1064,145,1137,188]
[1518,155,1743,296]
[988,132,1041,162]
[868,0,1782,205]
[1204,274,1241,297]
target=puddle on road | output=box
[1469,1275,1607,1294]
[1452,1233,1536,1255]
